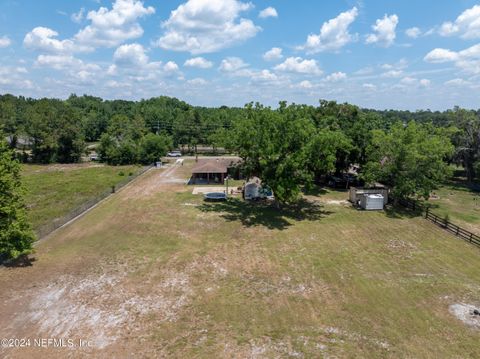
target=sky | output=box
[0,0,480,110]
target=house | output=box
[190,158,241,184]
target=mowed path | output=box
[1,160,480,358]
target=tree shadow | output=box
[302,186,328,196]
[302,186,349,197]
[0,254,36,268]
[384,205,423,219]
[197,198,334,230]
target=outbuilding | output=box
[359,194,385,210]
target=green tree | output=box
[97,114,146,165]
[450,109,480,183]
[0,98,18,149]
[140,133,172,164]
[307,129,353,178]
[0,139,35,260]
[230,104,310,205]
[363,122,454,200]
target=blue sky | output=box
[0,0,479,110]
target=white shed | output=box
[360,194,384,210]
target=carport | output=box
[191,161,228,184]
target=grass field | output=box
[425,173,480,235]
[2,161,480,358]
[21,163,143,230]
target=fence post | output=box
[425,207,429,219]
[470,233,473,243]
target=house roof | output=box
[192,161,227,174]
[191,158,241,174]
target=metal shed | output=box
[349,186,389,205]
[359,194,385,210]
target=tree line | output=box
[1,94,478,183]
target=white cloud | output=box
[445,78,471,86]
[35,54,99,71]
[155,0,260,54]
[355,67,374,75]
[113,43,150,67]
[74,0,155,48]
[298,80,313,89]
[419,79,431,87]
[184,57,213,69]
[381,59,408,71]
[424,48,459,63]
[71,8,85,23]
[109,45,180,82]
[24,27,89,53]
[274,57,322,75]
[439,5,480,39]
[0,35,11,48]
[405,27,421,39]
[400,77,430,87]
[219,57,248,72]
[363,83,377,90]
[325,72,347,82]
[187,77,208,86]
[109,43,176,81]
[263,47,283,61]
[0,66,34,90]
[300,7,358,53]
[250,69,278,82]
[382,70,403,78]
[164,61,179,73]
[259,7,278,19]
[366,14,399,47]
[424,44,480,73]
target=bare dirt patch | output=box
[0,258,195,358]
[449,303,480,329]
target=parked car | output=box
[90,154,99,161]
[167,151,182,157]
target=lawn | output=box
[21,163,144,231]
[2,163,480,358]
[425,171,480,235]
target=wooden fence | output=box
[425,208,480,247]
[396,197,480,248]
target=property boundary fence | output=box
[396,197,480,248]
[35,165,153,240]
[425,208,480,246]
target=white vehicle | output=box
[167,151,182,157]
[244,179,274,201]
